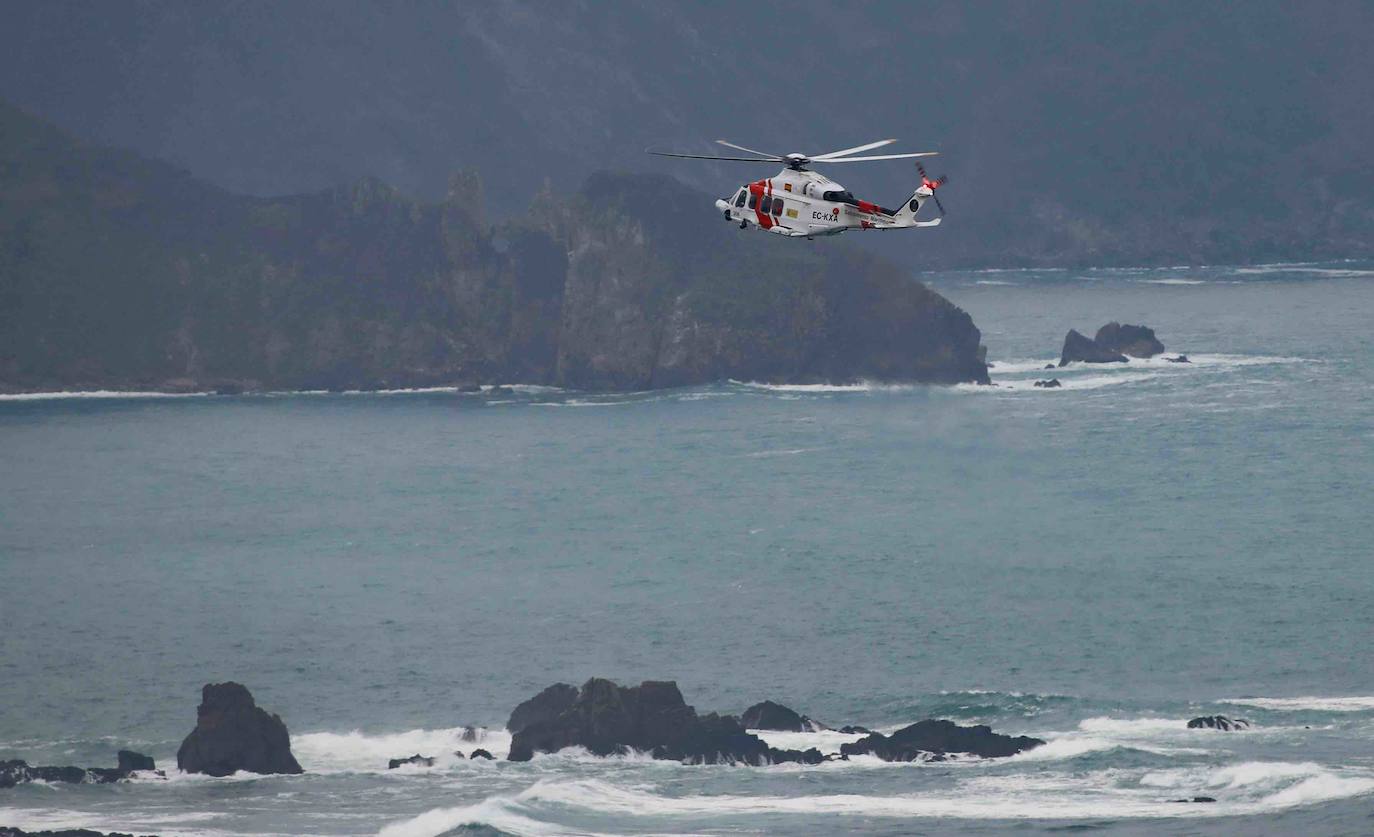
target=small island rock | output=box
[1094,322,1166,358]
[116,750,155,772]
[507,678,822,765]
[1059,329,1128,366]
[176,682,303,776]
[839,719,1044,761]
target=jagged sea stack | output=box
[176,682,303,776]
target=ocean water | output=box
[2,261,1373,836]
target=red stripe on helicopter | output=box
[749,179,773,230]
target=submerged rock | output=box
[1167,354,1190,363]
[837,725,873,735]
[468,748,495,760]
[387,754,435,769]
[1059,329,1128,366]
[1034,378,1062,388]
[116,750,155,772]
[1187,715,1250,731]
[176,682,303,776]
[740,700,829,732]
[839,719,1044,761]
[1094,322,1166,358]
[1171,796,1217,803]
[507,678,823,765]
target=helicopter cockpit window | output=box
[822,190,858,205]
[748,194,758,209]
[734,190,747,207]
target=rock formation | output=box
[1,755,157,789]
[387,754,434,769]
[176,682,303,776]
[468,748,495,760]
[0,824,159,830]
[116,751,155,772]
[507,683,579,734]
[839,719,1044,761]
[1034,378,1062,388]
[740,700,828,732]
[1059,329,1128,366]
[507,678,822,765]
[1094,322,1166,358]
[1187,715,1250,731]
[0,104,990,395]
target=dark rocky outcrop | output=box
[1167,354,1191,363]
[1187,715,1250,731]
[1059,329,1128,366]
[176,682,303,776]
[1171,796,1217,803]
[1094,322,1166,358]
[839,719,1044,761]
[387,754,434,769]
[1034,378,1062,388]
[116,751,155,772]
[468,749,495,760]
[0,824,158,830]
[0,104,990,395]
[740,700,828,732]
[507,683,579,734]
[1,757,158,789]
[837,725,873,735]
[507,678,823,765]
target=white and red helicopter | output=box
[650,139,948,239]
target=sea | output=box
[2,260,1372,836]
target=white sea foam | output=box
[0,390,212,401]
[377,794,568,837]
[1221,696,1374,712]
[750,728,866,754]
[290,726,510,773]
[1139,277,1207,285]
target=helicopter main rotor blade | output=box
[817,151,940,163]
[809,139,897,160]
[648,151,784,162]
[715,139,781,158]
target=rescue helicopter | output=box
[649,139,948,239]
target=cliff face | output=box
[0,103,988,393]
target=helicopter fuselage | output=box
[713,167,940,239]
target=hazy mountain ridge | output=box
[2,1,1370,268]
[0,102,988,393]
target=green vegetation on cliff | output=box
[0,102,987,393]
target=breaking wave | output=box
[290,726,510,773]
[1220,696,1374,712]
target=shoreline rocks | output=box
[839,719,1045,761]
[176,682,303,777]
[507,678,822,765]
[2,751,159,790]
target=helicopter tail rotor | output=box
[916,161,949,217]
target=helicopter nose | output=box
[714,199,731,213]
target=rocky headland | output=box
[0,101,989,395]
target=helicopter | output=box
[649,139,948,239]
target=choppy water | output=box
[2,261,1372,836]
